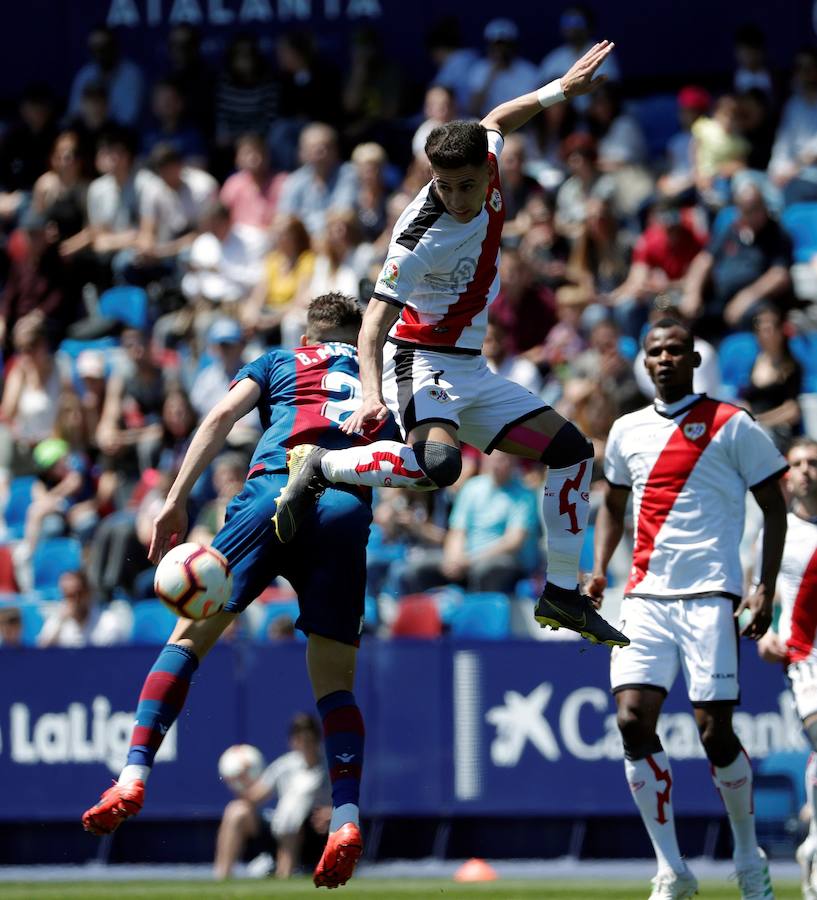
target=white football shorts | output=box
[610,595,740,703]
[382,341,547,451]
[787,657,817,721]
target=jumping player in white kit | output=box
[273,40,628,648]
[755,438,817,899]
[591,319,788,900]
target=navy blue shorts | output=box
[211,473,371,646]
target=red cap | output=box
[678,86,711,112]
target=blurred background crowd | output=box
[1,6,817,649]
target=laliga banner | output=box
[0,641,805,821]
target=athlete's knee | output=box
[695,711,739,765]
[543,421,594,469]
[413,440,462,488]
[223,797,254,827]
[617,704,660,760]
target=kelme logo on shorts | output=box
[683,422,707,440]
[378,260,399,288]
[428,387,452,403]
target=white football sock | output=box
[329,802,359,833]
[542,460,592,590]
[711,749,759,863]
[625,753,686,874]
[321,442,435,490]
[118,764,150,785]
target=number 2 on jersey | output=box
[320,371,363,425]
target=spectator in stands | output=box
[566,196,631,298]
[768,47,817,204]
[564,317,646,418]
[215,34,278,167]
[733,24,774,100]
[526,95,577,191]
[359,190,412,283]
[350,142,390,243]
[96,327,166,475]
[738,87,776,172]
[681,182,793,334]
[0,315,62,484]
[517,193,571,290]
[220,134,287,245]
[538,5,621,110]
[0,607,23,648]
[163,24,215,137]
[532,284,589,380]
[498,134,547,238]
[587,82,648,171]
[691,94,751,205]
[131,143,217,282]
[188,453,247,546]
[86,127,156,287]
[426,16,479,115]
[407,451,541,594]
[241,213,315,344]
[658,86,711,201]
[147,387,197,475]
[75,350,109,446]
[341,24,407,151]
[190,319,259,448]
[0,84,56,223]
[412,86,457,162]
[554,133,616,240]
[32,131,89,228]
[569,382,619,481]
[740,305,803,451]
[610,202,705,338]
[214,715,330,881]
[64,81,113,169]
[38,570,128,647]
[467,19,539,119]
[141,78,206,168]
[68,26,144,128]
[489,247,556,356]
[277,123,356,238]
[483,320,543,395]
[633,302,722,399]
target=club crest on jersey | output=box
[683,422,707,440]
[489,188,502,212]
[378,259,399,288]
[428,387,452,403]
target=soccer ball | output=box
[218,744,265,794]
[154,542,233,620]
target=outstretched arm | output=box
[481,41,614,136]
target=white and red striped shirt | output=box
[767,512,817,663]
[604,394,787,600]
[372,130,505,354]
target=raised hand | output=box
[562,40,615,100]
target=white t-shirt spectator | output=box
[87,169,158,233]
[37,604,130,647]
[140,168,218,243]
[769,93,817,179]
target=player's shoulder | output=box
[611,402,656,431]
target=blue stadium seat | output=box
[31,537,82,597]
[98,286,150,331]
[711,205,738,241]
[450,594,510,639]
[427,585,465,625]
[791,331,817,394]
[130,599,179,644]
[718,331,758,398]
[618,336,638,361]
[758,749,811,811]
[255,602,303,641]
[3,475,36,540]
[782,203,817,263]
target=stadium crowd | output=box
[1,9,816,646]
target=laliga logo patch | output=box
[428,387,452,403]
[683,422,707,440]
[489,188,503,213]
[378,260,399,288]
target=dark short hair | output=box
[425,120,488,169]
[150,142,182,170]
[98,125,138,158]
[289,713,321,740]
[306,293,362,341]
[643,317,694,351]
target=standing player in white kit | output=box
[273,40,628,648]
[591,319,788,899]
[756,438,817,899]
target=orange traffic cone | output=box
[453,858,498,882]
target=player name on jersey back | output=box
[604,396,786,600]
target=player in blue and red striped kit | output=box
[82,293,393,888]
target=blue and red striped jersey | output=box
[231,342,397,476]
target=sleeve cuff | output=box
[372,291,405,309]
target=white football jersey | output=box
[604,395,787,599]
[373,130,505,354]
[769,513,817,662]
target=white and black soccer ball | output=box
[218,743,266,794]
[154,542,232,620]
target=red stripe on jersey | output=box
[787,544,817,662]
[392,154,505,348]
[626,400,741,594]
